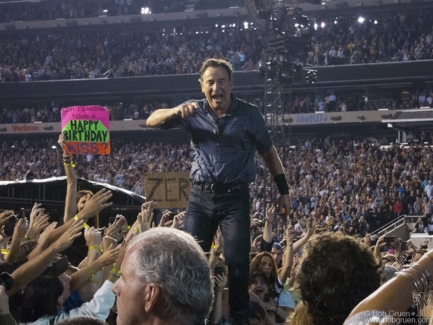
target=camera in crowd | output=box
[3,208,25,237]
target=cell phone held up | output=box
[3,215,16,237]
[4,208,26,237]
[214,266,224,277]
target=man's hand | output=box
[38,221,58,244]
[101,236,118,252]
[96,244,121,268]
[265,204,276,225]
[285,225,296,243]
[176,102,199,119]
[52,219,83,252]
[251,235,262,252]
[278,194,291,218]
[306,217,315,238]
[58,133,66,151]
[29,203,45,227]
[84,227,102,247]
[26,212,50,240]
[141,201,156,220]
[13,218,28,241]
[214,274,227,293]
[0,211,13,228]
[78,189,113,220]
[376,237,386,248]
[105,216,125,241]
[171,211,186,229]
[159,211,173,227]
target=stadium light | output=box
[141,7,151,14]
[358,16,365,23]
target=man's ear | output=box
[143,283,160,313]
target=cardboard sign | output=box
[61,106,110,155]
[144,172,191,209]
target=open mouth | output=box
[212,95,223,102]
[254,288,264,295]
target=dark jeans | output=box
[184,185,251,324]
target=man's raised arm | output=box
[146,102,198,127]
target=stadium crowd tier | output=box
[0,0,242,23]
[1,7,433,82]
[2,86,433,124]
[2,135,433,232]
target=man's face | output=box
[271,247,283,266]
[112,247,146,325]
[200,66,233,113]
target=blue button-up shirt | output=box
[169,95,272,184]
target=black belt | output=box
[194,182,248,193]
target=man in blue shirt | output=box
[146,58,290,325]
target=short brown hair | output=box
[199,58,233,82]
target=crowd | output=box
[2,7,433,82]
[1,133,433,324]
[0,0,242,23]
[2,85,433,124]
[2,133,433,234]
[0,99,172,124]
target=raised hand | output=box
[78,188,113,220]
[26,212,50,240]
[96,244,121,268]
[159,211,173,227]
[84,227,102,247]
[141,201,156,220]
[0,211,14,228]
[105,216,124,241]
[38,221,58,244]
[265,204,276,225]
[58,133,67,152]
[101,236,118,252]
[214,274,227,292]
[53,219,83,252]
[176,102,199,119]
[29,203,45,227]
[171,211,186,229]
[306,217,315,238]
[14,218,28,241]
[285,224,296,243]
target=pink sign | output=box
[61,106,110,155]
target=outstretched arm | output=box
[58,133,78,223]
[8,219,83,296]
[146,102,198,127]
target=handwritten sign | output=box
[144,172,191,209]
[61,106,110,155]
